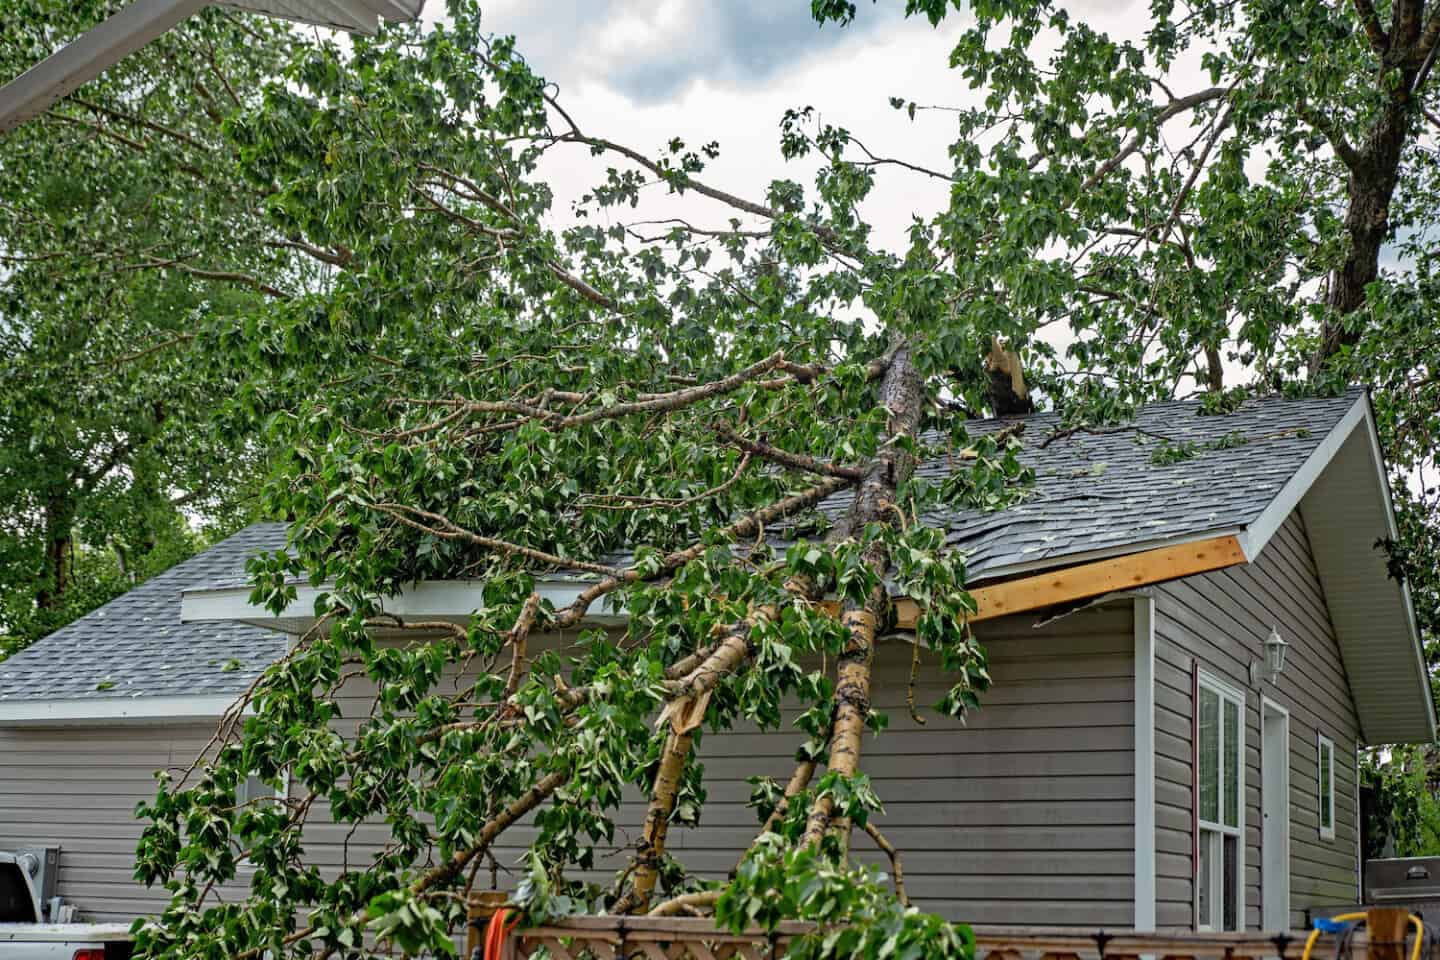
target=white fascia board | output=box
[1235,395,1367,563]
[0,693,238,726]
[181,578,628,631]
[0,0,209,135]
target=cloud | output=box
[475,0,902,102]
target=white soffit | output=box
[1297,401,1435,745]
[222,0,427,33]
[180,579,630,634]
[1235,394,1367,563]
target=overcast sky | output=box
[450,1,1149,254]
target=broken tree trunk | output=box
[802,342,923,850]
[619,610,778,912]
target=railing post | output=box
[1367,908,1413,960]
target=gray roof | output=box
[0,523,290,703]
[914,387,1365,580]
[0,389,1367,705]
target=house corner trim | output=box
[1135,594,1157,931]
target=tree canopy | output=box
[2,0,1435,957]
[0,3,314,652]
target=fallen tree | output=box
[119,1,1440,957]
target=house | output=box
[0,387,1431,933]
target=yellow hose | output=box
[1301,911,1423,960]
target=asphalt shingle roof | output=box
[905,387,1364,579]
[0,388,1365,704]
[0,523,290,703]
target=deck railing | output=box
[468,907,1430,960]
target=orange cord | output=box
[483,907,519,960]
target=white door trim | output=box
[1261,698,1292,931]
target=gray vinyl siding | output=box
[486,604,1137,926]
[0,604,1135,927]
[1153,510,1361,931]
[0,722,218,922]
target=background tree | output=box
[0,2,333,653]
[0,0,1417,956]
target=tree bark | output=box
[802,343,923,850]
[1314,1,1433,370]
[618,613,772,912]
[35,494,76,610]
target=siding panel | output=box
[0,606,1136,927]
[1153,511,1361,932]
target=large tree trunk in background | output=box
[1314,2,1430,371]
[35,494,76,610]
[1317,102,1411,365]
[803,342,923,851]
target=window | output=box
[1197,674,1245,931]
[1317,735,1336,841]
[235,770,289,867]
[236,772,288,808]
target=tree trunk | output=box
[1318,102,1411,365]
[35,495,76,610]
[1314,3,1431,371]
[802,343,923,850]
[624,728,694,909]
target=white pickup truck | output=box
[0,850,132,959]
[0,924,133,960]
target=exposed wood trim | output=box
[890,534,1246,627]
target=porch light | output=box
[1264,626,1289,684]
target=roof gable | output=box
[925,389,1364,581]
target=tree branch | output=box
[1354,0,1391,53]
[861,821,909,906]
[1081,87,1228,192]
[370,502,625,577]
[712,421,864,480]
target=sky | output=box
[450,0,1239,394]
[459,0,966,252]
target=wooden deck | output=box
[465,897,1429,960]
[471,913,1423,960]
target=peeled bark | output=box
[622,727,694,911]
[619,613,771,912]
[803,343,923,849]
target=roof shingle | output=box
[0,523,290,703]
[0,388,1366,704]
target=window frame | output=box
[1195,671,1246,932]
[235,769,291,868]
[1317,734,1336,842]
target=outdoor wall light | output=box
[1264,626,1290,684]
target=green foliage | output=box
[2,0,1434,955]
[720,836,974,960]
[1362,747,1440,859]
[0,2,294,656]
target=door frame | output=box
[1261,697,1292,931]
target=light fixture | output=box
[1264,626,1290,684]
